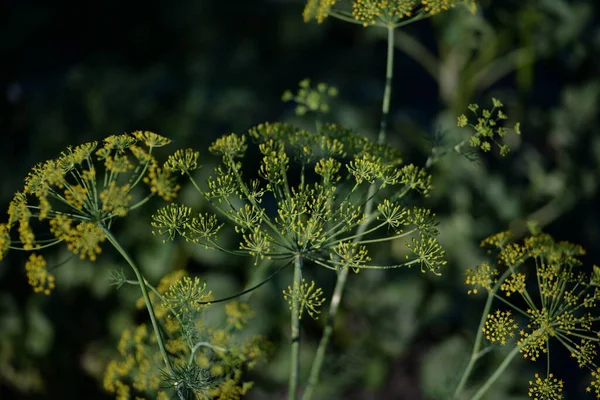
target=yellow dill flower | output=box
[144,165,180,201]
[25,253,55,295]
[66,222,106,261]
[100,182,133,217]
[129,145,154,164]
[0,223,9,261]
[225,301,255,330]
[7,192,29,227]
[64,184,89,210]
[421,0,457,15]
[587,367,600,397]
[165,148,200,175]
[105,154,134,173]
[498,242,527,266]
[482,310,517,345]
[353,0,416,27]
[465,262,498,294]
[303,0,337,23]
[481,230,513,249]
[37,194,51,220]
[137,269,188,318]
[103,134,137,151]
[570,339,596,368]
[528,373,563,400]
[18,218,36,251]
[132,130,171,148]
[118,328,132,356]
[283,279,326,320]
[163,276,212,315]
[210,378,251,400]
[114,380,130,400]
[518,325,549,362]
[2,131,177,297]
[156,392,170,400]
[500,272,526,297]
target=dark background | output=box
[1,0,599,399]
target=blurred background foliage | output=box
[1,0,599,399]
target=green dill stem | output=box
[469,342,524,400]
[101,226,175,378]
[453,267,513,399]
[302,24,396,400]
[378,25,395,143]
[188,341,226,366]
[329,10,365,26]
[289,255,303,400]
[452,290,494,399]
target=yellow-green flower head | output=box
[283,279,326,320]
[353,0,416,27]
[25,253,55,295]
[132,130,171,148]
[1,131,175,294]
[465,262,498,295]
[528,373,563,400]
[0,224,9,261]
[473,230,600,393]
[303,0,337,23]
[421,0,457,15]
[482,310,517,345]
[161,120,446,292]
[225,301,256,330]
[165,148,201,175]
[106,273,270,400]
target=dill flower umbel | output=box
[0,131,177,294]
[104,272,270,400]
[303,0,476,25]
[157,121,446,275]
[464,231,600,397]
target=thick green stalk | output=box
[289,255,304,400]
[302,25,396,400]
[101,226,175,377]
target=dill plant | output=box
[0,132,269,399]
[454,230,600,399]
[157,120,446,399]
[148,2,519,400]
[0,1,575,399]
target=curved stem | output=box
[101,226,175,378]
[302,24,396,400]
[289,255,303,400]
[453,267,513,399]
[302,264,348,400]
[452,290,494,399]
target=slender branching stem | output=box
[453,268,513,399]
[289,255,303,400]
[101,226,175,378]
[452,290,494,399]
[379,25,395,143]
[302,24,396,400]
[469,342,524,400]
